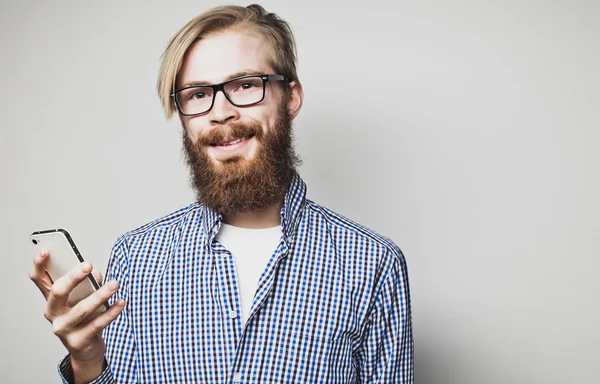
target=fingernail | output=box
[107,280,118,291]
[39,249,48,257]
[80,262,91,272]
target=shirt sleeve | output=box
[57,354,114,384]
[353,249,414,383]
[57,237,136,384]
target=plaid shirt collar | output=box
[201,172,307,249]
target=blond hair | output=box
[157,4,300,119]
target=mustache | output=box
[197,121,264,146]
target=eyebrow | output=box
[179,70,264,88]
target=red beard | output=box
[182,104,301,215]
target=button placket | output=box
[213,246,242,352]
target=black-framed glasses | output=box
[171,74,289,116]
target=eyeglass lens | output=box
[176,76,265,115]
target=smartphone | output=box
[29,229,109,313]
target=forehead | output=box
[178,30,275,86]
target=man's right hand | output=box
[29,249,126,383]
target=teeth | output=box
[218,137,245,146]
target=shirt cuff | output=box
[58,354,113,384]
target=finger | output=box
[80,312,108,337]
[82,312,106,337]
[47,262,94,315]
[91,269,103,286]
[62,299,126,348]
[60,280,120,330]
[29,249,54,299]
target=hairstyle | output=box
[157,4,300,119]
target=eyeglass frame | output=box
[171,74,289,116]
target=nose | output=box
[208,90,239,125]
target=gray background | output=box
[1,0,598,383]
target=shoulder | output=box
[304,199,406,265]
[112,203,204,252]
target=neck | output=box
[222,199,283,229]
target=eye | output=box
[227,78,262,94]
[239,82,255,91]
[190,92,206,100]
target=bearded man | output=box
[29,4,413,383]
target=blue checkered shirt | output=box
[58,174,413,383]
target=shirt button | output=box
[232,372,241,383]
[229,310,237,319]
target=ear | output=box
[287,81,304,120]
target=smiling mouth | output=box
[211,135,254,147]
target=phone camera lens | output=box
[32,239,38,245]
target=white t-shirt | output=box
[215,223,282,324]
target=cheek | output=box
[242,111,272,134]
[183,118,206,142]
[250,103,281,131]
[262,90,285,128]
